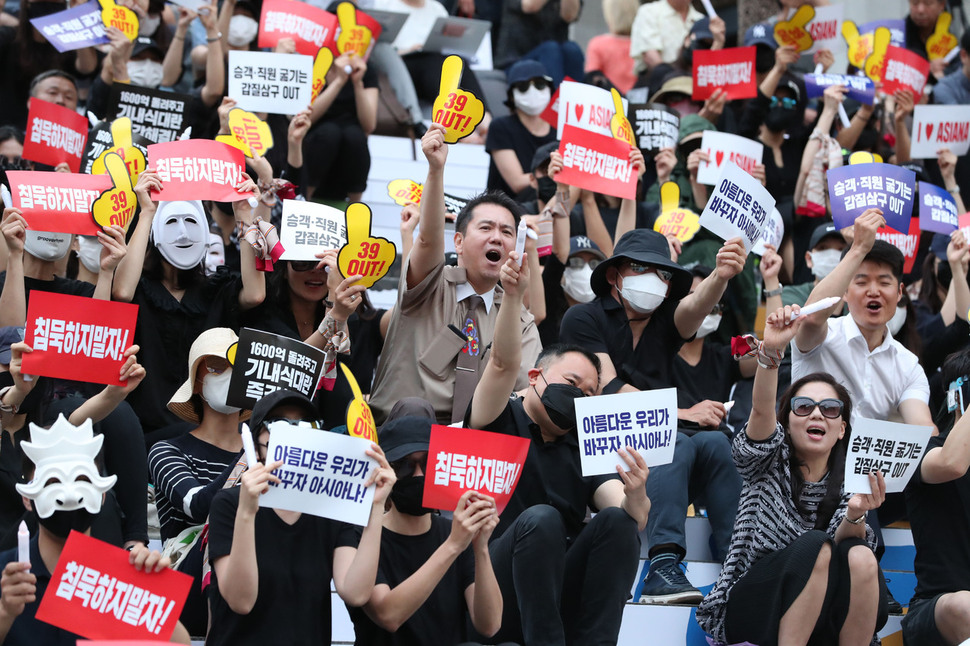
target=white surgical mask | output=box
[127,59,164,88]
[205,232,226,276]
[152,200,208,270]
[138,14,161,36]
[228,15,259,48]
[696,313,722,339]
[618,272,668,314]
[24,230,72,261]
[76,235,102,274]
[810,249,842,280]
[887,303,906,336]
[513,86,551,116]
[562,264,595,303]
[202,370,241,415]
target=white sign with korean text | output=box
[844,417,933,494]
[699,161,775,253]
[228,51,313,115]
[910,104,970,159]
[803,3,844,54]
[261,424,377,526]
[556,81,628,139]
[696,131,764,186]
[280,199,349,260]
[751,207,784,256]
[575,388,677,477]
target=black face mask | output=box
[390,476,432,516]
[536,176,557,203]
[764,106,799,133]
[38,508,95,539]
[535,375,584,431]
[755,48,776,74]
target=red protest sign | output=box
[258,0,338,56]
[539,75,575,129]
[879,45,930,98]
[876,217,920,274]
[23,98,89,172]
[423,425,530,515]
[960,212,970,241]
[23,292,138,386]
[147,139,252,202]
[692,46,757,101]
[35,532,190,641]
[556,124,637,200]
[7,170,111,236]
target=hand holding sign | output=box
[653,182,700,243]
[609,88,635,147]
[842,21,872,69]
[341,363,377,444]
[432,56,485,144]
[864,27,891,82]
[92,117,146,183]
[927,11,958,60]
[216,109,274,158]
[312,46,334,100]
[92,152,137,232]
[338,202,396,288]
[336,2,373,57]
[774,5,815,52]
[100,0,138,40]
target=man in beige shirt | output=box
[630,0,703,75]
[369,123,541,425]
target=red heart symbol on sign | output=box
[575,104,584,122]
[715,151,725,167]
[925,123,934,141]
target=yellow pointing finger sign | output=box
[341,363,377,444]
[774,4,815,52]
[842,21,872,70]
[338,202,397,288]
[653,182,700,243]
[609,88,635,147]
[92,117,146,184]
[92,152,137,233]
[100,0,138,41]
[387,179,422,206]
[312,47,335,100]
[927,12,958,61]
[432,55,485,144]
[864,27,891,82]
[336,2,373,58]
[215,109,274,158]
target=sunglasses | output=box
[769,96,797,110]
[629,262,673,282]
[289,260,319,272]
[512,78,551,94]
[791,396,843,419]
[567,257,601,270]
[391,453,428,478]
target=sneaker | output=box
[639,559,704,605]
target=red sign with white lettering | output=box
[8,170,111,236]
[423,425,530,515]
[879,46,930,98]
[147,139,253,202]
[539,75,575,129]
[258,0,338,56]
[692,47,757,101]
[22,98,89,172]
[876,217,920,274]
[35,531,190,641]
[556,124,638,200]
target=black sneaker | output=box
[638,559,704,605]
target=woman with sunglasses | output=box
[696,305,889,646]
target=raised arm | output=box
[69,345,144,425]
[0,210,27,327]
[162,7,196,87]
[198,2,225,107]
[113,170,162,302]
[93,225,127,301]
[748,305,804,441]
[233,173,267,311]
[674,237,745,338]
[407,125,448,289]
[613,147,646,244]
[795,85,844,207]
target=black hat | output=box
[808,222,843,250]
[379,416,432,463]
[590,229,692,300]
[690,17,714,42]
[530,141,560,173]
[131,37,162,59]
[569,235,605,260]
[250,390,318,433]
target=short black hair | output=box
[962,28,970,53]
[535,343,602,379]
[29,70,78,97]
[687,264,713,280]
[942,347,970,394]
[842,239,903,281]
[0,126,23,147]
[454,191,523,234]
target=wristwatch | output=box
[764,286,783,298]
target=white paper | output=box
[575,388,677,476]
[802,3,844,54]
[261,424,377,526]
[910,104,970,159]
[844,417,933,494]
[228,51,314,115]
[166,0,209,12]
[699,161,776,253]
[556,81,628,139]
[696,131,765,186]
[751,207,784,256]
[279,199,348,260]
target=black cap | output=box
[250,389,318,432]
[690,17,713,41]
[131,37,162,59]
[808,222,844,250]
[379,416,432,463]
[569,235,605,260]
[590,229,692,299]
[530,141,560,173]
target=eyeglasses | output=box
[769,96,797,110]
[289,260,319,272]
[567,257,601,270]
[628,262,673,282]
[204,357,231,375]
[791,396,843,419]
[391,453,428,478]
[512,78,551,94]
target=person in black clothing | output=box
[539,235,605,347]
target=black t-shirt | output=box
[0,537,77,646]
[671,341,740,434]
[905,433,970,600]
[0,272,96,302]
[485,113,556,199]
[539,254,568,347]
[349,515,475,646]
[207,487,360,646]
[473,397,617,539]
[559,295,690,392]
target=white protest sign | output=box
[696,131,764,186]
[279,199,348,260]
[751,207,784,256]
[556,81,628,139]
[910,104,970,159]
[844,417,933,494]
[699,161,775,253]
[166,0,209,11]
[261,424,377,526]
[228,51,313,115]
[575,388,677,477]
[803,3,844,54]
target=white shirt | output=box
[455,281,495,314]
[629,0,703,74]
[791,315,929,424]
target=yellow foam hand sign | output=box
[432,55,485,144]
[609,88,635,147]
[341,363,377,444]
[337,202,396,288]
[387,179,422,206]
[92,117,146,183]
[774,4,815,52]
[652,182,700,243]
[336,2,373,58]
[848,151,884,165]
[843,21,872,69]
[864,27,891,82]
[91,152,137,232]
[927,11,958,60]
[217,109,274,158]
[100,0,138,41]
[312,47,334,100]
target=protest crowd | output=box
[0,0,970,644]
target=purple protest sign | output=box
[30,1,108,53]
[804,74,875,105]
[859,19,906,47]
[918,182,959,234]
[827,163,916,234]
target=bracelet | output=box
[764,286,783,298]
[845,514,866,525]
[322,298,334,309]
[173,33,185,40]
[0,387,18,415]
[206,32,222,42]
[756,343,784,370]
